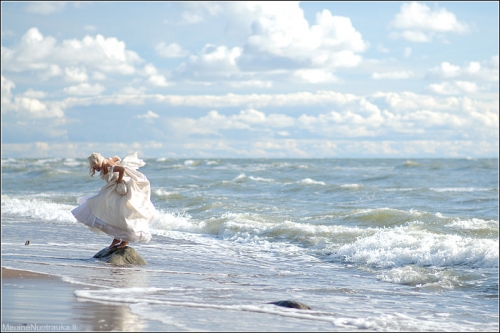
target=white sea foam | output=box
[63,158,82,167]
[340,183,363,189]
[151,209,199,233]
[221,173,249,184]
[332,226,498,269]
[298,178,325,185]
[33,158,62,165]
[248,176,274,182]
[430,187,492,192]
[1,157,17,165]
[1,195,76,223]
[445,218,499,231]
[75,287,465,332]
[184,160,201,166]
[152,210,365,251]
[4,193,497,275]
[152,189,184,199]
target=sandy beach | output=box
[1,267,161,331]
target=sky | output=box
[1,1,498,159]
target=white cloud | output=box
[372,71,413,80]
[155,42,189,58]
[142,64,170,87]
[1,75,16,97]
[389,2,469,42]
[119,86,147,95]
[148,75,170,87]
[22,89,47,99]
[164,2,223,25]
[159,90,498,145]
[4,138,496,159]
[293,69,340,84]
[168,108,297,136]
[177,44,242,78]
[227,80,273,88]
[135,110,160,119]
[64,66,89,82]
[181,11,204,24]
[1,2,497,159]
[176,2,368,79]
[39,64,63,81]
[16,90,494,125]
[152,91,360,108]
[427,61,461,78]
[427,81,479,95]
[63,83,105,96]
[2,75,64,118]
[92,72,106,80]
[4,96,64,118]
[1,28,144,77]
[242,3,368,67]
[427,56,499,81]
[25,2,66,15]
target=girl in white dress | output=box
[71,152,156,248]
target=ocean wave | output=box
[444,217,498,231]
[430,187,493,192]
[153,209,493,267]
[297,178,325,186]
[331,226,498,269]
[403,160,421,167]
[248,176,274,183]
[221,173,249,185]
[3,192,497,276]
[339,183,363,189]
[62,158,83,167]
[184,160,202,167]
[152,189,187,200]
[73,286,476,332]
[1,195,76,223]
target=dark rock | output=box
[93,246,147,266]
[268,300,312,310]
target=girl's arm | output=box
[112,165,125,183]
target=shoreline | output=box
[1,267,161,331]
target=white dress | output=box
[71,152,156,243]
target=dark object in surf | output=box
[93,246,147,266]
[25,240,30,245]
[268,300,312,310]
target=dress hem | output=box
[71,202,152,243]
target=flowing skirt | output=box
[71,153,156,243]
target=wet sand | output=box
[1,267,162,331]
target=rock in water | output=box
[268,300,312,310]
[93,246,147,266]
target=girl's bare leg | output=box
[110,238,121,248]
[117,241,129,248]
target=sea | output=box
[1,157,498,331]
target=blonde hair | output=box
[88,152,104,176]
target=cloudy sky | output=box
[1,1,498,159]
